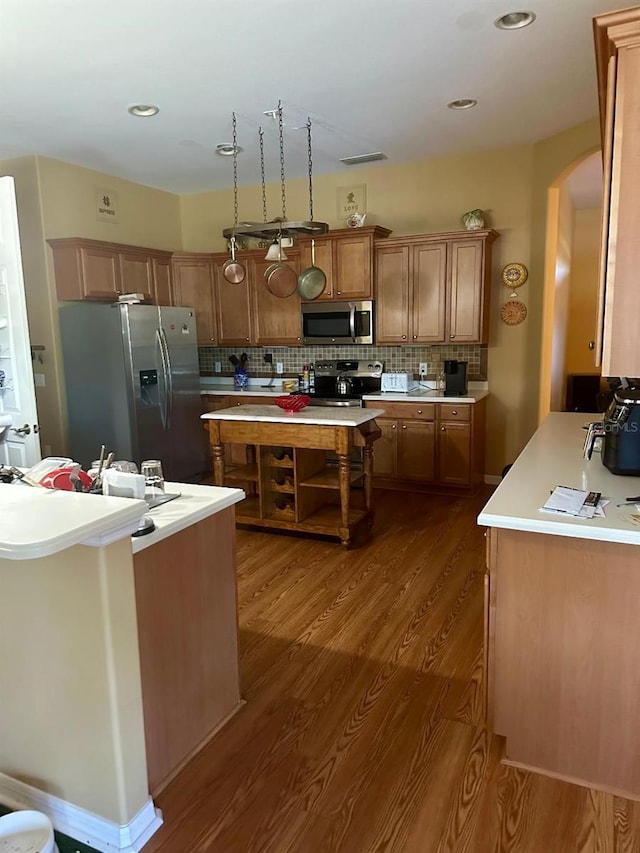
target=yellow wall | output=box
[549,185,575,412]
[3,119,602,473]
[565,207,602,376]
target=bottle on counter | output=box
[309,363,315,393]
[302,364,310,393]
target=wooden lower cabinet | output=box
[366,398,486,492]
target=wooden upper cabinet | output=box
[411,242,447,343]
[448,238,485,343]
[171,254,216,345]
[214,261,253,346]
[48,238,173,305]
[119,252,153,301]
[375,245,410,343]
[594,9,640,376]
[299,239,334,300]
[299,226,391,302]
[152,257,173,306]
[375,230,497,346]
[251,257,302,346]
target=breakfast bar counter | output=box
[478,412,640,800]
[0,482,244,851]
[202,405,383,548]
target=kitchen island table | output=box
[202,405,383,548]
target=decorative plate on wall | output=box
[501,300,527,326]
[501,262,528,290]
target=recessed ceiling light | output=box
[128,104,159,117]
[215,143,243,156]
[447,99,478,110]
[494,11,536,30]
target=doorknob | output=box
[12,423,31,436]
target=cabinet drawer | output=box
[438,404,471,422]
[369,401,435,420]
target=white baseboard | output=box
[484,474,501,485]
[0,772,163,852]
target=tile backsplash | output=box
[199,344,487,380]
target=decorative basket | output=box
[275,395,310,413]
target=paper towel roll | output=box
[0,413,13,442]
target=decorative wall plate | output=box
[501,262,528,290]
[501,300,527,326]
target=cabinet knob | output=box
[210,337,216,342]
[450,334,455,339]
[417,409,422,414]
[246,337,250,341]
[391,424,397,430]
[402,425,407,430]
[412,335,417,339]
[441,426,445,431]
[337,290,341,295]
[297,336,301,341]
[451,410,457,415]
[402,335,406,340]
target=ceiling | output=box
[0,0,622,195]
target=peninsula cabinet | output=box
[365,397,486,492]
[594,8,640,376]
[172,253,217,345]
[48,237,173,305]
[298,226,392,301]
[375,230,498,345]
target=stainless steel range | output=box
[295,360,383,407]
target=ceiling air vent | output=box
[339,152,387,166]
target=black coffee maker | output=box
[443,360,468,396]
[602,388,640,475]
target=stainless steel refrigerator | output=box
[59,303,207,481]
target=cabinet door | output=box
[448,239,484,343]
[375,245,410,343]
[80,246,122,299]
[411,242,447,342]
[300,239,334,300]
[397,420,435,482]
[152,257,173,306]
[119,253,153,300]
[172,258,216,345]
[251,259,302,346]
[214,264,253,346]
[438,421,471,485]
[334,234,372,299]
[372,418,398,478]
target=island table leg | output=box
[337,452,351,548]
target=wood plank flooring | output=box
[143,488,640,853]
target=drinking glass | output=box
[141,459,165,499]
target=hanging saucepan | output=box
[297,238,326,300]
[264,236,298,298]
[223,235,246,284]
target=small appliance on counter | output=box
[443,360,468,396]
[381,372,419,393]
[602,388,640,475]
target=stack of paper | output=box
[540,486,607,519]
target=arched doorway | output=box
[538,149,603,420]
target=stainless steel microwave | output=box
[301,300,374,345]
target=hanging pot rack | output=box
[222,101,328,242]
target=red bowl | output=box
[275,395,310,413]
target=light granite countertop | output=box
[478,412,640,545]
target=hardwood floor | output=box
[144,488,640,852]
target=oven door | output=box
[302,301,374,345]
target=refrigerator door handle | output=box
[156,328,169,429]
[159,326,174,430]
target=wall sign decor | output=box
[337,184,367,221]
[96,188,119,223]
[501,299,527,326]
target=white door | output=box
[0,176,41,466]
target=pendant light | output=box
[259,124,288,261]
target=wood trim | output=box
[594,10,640,137]
[47,236,173,260]
[374,229,499,248]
